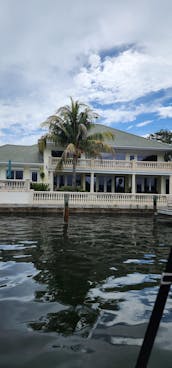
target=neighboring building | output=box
[0,124,172,195]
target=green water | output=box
[0,214,172,368]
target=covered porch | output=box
[52,173,171,195]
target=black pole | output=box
[135,247,172,368]
[64,194,69,224]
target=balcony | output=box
[48,157,172,174]
[0,179,30,191]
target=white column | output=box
[81,174,86,191]
[160,176,166,194]
[148,177,152,192]
[49,171,53,191]
[64,175,67,186]
[132,174,136,194]
[111,176,115,192]
[104,177,107,193]
[169,175,172,195]
[141,178,145,193]
[90,172,94,193]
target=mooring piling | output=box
[64,193,69,224]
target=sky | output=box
[0,0,172,145]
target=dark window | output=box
[67,175,72,186]
[107,177,112,192]
[16,171,23,180]
[98,176,104,192]
[76,175,81,186]
[166,179,169,194]
[6,170,14,179]
[59,175,64,187]
[52,150,63,157]
[32,172,38,182]
[115,176,125,192]
[130,155,135,160]
[138,154,157,161]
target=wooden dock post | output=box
[153,195,157,214]
[64,193,69,224]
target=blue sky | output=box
[0,0,172,145]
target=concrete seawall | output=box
[0,204,154,215]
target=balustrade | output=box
[48,157,172,173]
[0,179,28,191]
[33,191,168,209]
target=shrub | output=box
[30,183,49,191]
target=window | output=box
[52,150,63,157]
[115,176,125,192]
[67,175,72,186]
[101,153,114,160]
[115,153,126,160]
[6,170,23,180]
[32,171,38,182]
[130,155,135,161]
[16,171,23,180]
[137,155,143,161]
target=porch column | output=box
[56,175,60,189]
[96,176,99,192]
[90,172,94,193]
[170,175,172,195]
[132,174,136,194]
[148,178,152,192]
[49,171,53,191]
[160,176,166,194]
[81,174,86,191]
[64,175,67,186]
[104,177,107,193]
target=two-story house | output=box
[0,124,171,195]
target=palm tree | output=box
[41,98,115,189]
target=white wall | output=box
[0,191,33,204]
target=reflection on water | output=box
[0,214,172,368]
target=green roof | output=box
[0,144,43,164]
[92,124,172,151]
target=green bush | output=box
[30,183,49,191]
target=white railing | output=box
[0,179,30,191]
[33,191,168,209]
[49,157,172,173]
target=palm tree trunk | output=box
[72,155,77,189]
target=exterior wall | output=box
[0,191,33,204]
[0,166,43,182]
[0,142,171,195]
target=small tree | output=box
[147,129,172,161]
[41,98,115,189]
[147,129,172,144]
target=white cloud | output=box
[157,106,172,118]
[75,50,172,104]
[136,120,153,127]
[0,0,172,143]
[126,125,134,130]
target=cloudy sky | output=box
[0,0,172,145]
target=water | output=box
[0,214,172,368]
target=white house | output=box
[0,124,172,198]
